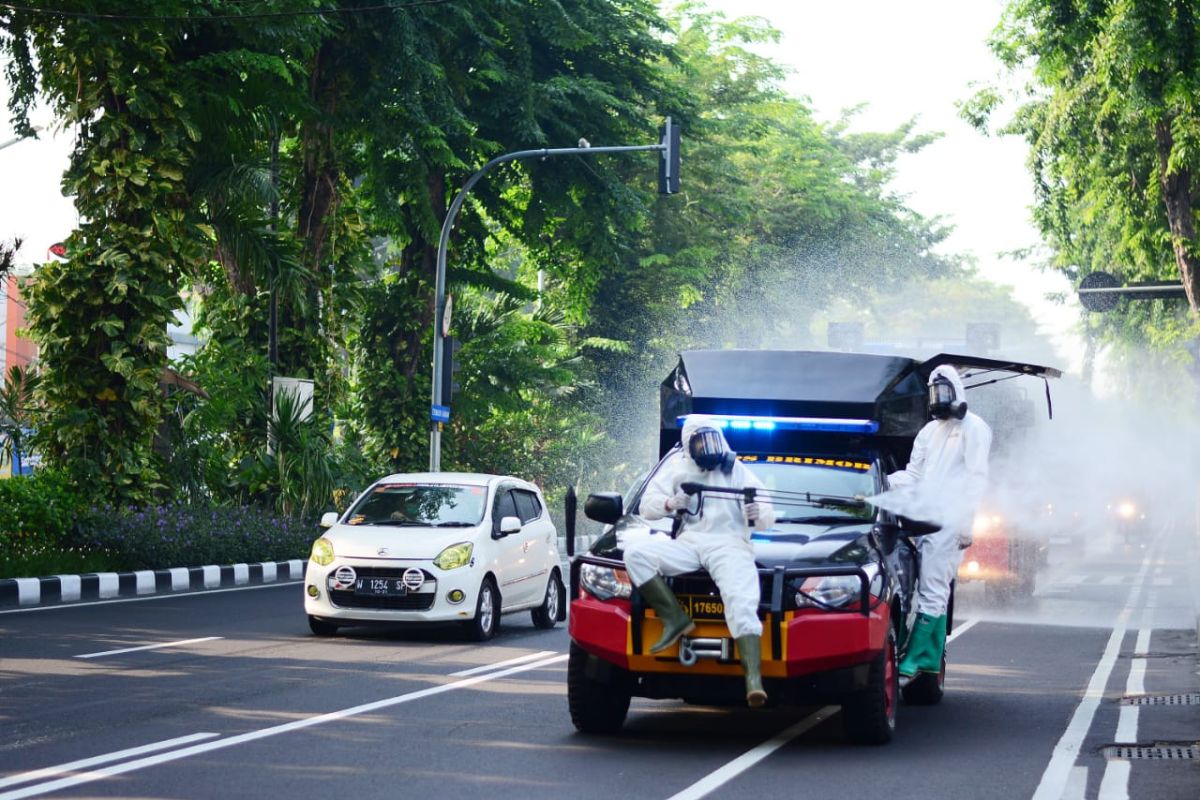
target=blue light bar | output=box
[677,414,880,435]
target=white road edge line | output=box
[665,706,840,800]
[75,637,224,660]
[1029,533,1161,800]
[947,618,978,644]
[0,581,298,615]
[450,650,557,677]
[1097,597,1155,800]
[0,653,568,800]
[0,733,219,790]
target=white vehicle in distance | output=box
[305,473,564,640]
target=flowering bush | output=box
[68,504,318,571]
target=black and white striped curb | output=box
[0,560,306,609]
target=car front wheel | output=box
[843,627,898,745]
[567,642,631,734]
[531,572,564,629]
[308,615,339,637]
[465,577,499,642]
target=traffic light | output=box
[658,116,680,195]
[440,336,463,401]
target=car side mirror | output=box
[584,492,624,525]
[496,515,523,537]
[319,511,338,529]
[898,516,941,536]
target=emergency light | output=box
[677,414,880,434]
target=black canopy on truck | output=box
[659,349,1061,463]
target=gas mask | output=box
[928,376,967,420]
[688,427,737,474]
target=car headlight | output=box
[433,542,473,570]
[580,562,633,601]
[310,537,335,566]
[794,563,881,609]
[1117,502,1137,519]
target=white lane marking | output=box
[75,636,224,660]
[1060,574,1087,586]
[450,650,557,677]
[1151,577,1172,587]
[1030,537,1160,800]
[947,618,978,644]
[1099,575,1124,586]
[0,734,218,790]
[0,581,298,615]
[0,654,568,800]
[665,706,840,800]
[1062,766,1088,800]
[1097,599,1155,800]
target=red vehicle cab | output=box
[566,349,1060,744]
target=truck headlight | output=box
[433,542,473,570]
[580,562,632,601]
[1117,502,1137,520]
[794,563,881,609]
[310,537,335,566]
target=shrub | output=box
[69,504,318,571]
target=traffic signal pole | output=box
[429,120,680,472]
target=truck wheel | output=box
[568,642,631,733]
[531,571,564,630]
[843,629,897,745]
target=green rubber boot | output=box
[637,576,695,654]
[737,635,768,707]
[898,613,947,678]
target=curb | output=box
[0,560,306,610]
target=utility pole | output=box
[429,119,681,471]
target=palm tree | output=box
[0,365,39,474]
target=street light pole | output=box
[429,126,677,471]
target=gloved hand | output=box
[665,491,691,512]
[956,533,973,550]
[743,501,762,527]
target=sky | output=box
[702,0,1083,370]
[0,0,1083,371]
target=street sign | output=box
[1078,271,1121,312]
[442,293,453,338]
[431,404,451,423]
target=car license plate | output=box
[355,577,407,596]
[682,595,724,620]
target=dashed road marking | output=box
[450,650,558,677]
[75,637,223,659]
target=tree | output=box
[972,0,1200,322]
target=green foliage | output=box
[976,0,1200,359]
[0,470,96,577]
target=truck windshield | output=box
[741,456,877,522]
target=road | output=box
[1,524,1196,800]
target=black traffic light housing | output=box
[440,336,463,401]
[658,117,680,195]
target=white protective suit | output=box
[625,416,776,639]
[888,365,992,617]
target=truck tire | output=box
[568,642,631,734]
[843,629,898,745]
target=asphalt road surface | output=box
[1,523,1196,800]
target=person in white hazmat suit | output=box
[888,365,992,680]
[625,415,776,707]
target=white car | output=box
[304,472,564,640]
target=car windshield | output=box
[741,456,877,522]
[345,483,487,527]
